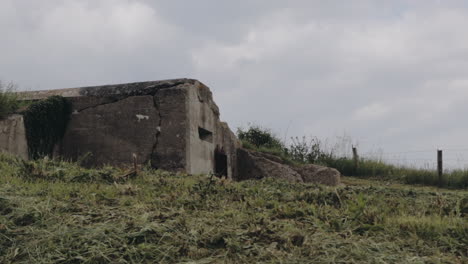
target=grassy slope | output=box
[0,155,467,263]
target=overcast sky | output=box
[2,0,468,168]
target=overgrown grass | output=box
[238,125,467,189]
[0,153,466,263]
[321,157,468,189]
[405,168,468,189]
[242,140,467,189]
[241,140,298,166]
[0,81,20,119]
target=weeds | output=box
[0,81,20,119]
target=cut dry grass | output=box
[0,153,466,263]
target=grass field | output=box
[0,154,467,263]
[322,157,468,189]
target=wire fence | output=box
[357,147,468,171]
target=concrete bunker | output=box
[0,78,341,186]
[3,79,240,179]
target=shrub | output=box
[237,125,285,150]
[0,81,20,119]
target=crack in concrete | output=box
[74,98,123,113]
[71,82,188,167]
[149,92,163,167]
[73,82,188,113]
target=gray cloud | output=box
[2,0,468,167]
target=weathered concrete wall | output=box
[15,79,241,177]
[56,80,191,169]
[60,96,160,167]
[151,85,188,171]
[0,115,28,160]
[186,82,218,175]
[186,81,240,179]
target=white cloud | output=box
[38,0,175,50]
[2,0,468,163]
[190,3,468,156]
[353,103,390,121]
[0,0,184,89]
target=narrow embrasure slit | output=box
[198,127,213,143]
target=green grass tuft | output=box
[0,81,20,119]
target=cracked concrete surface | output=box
[60,95,160,167]
[150,86,188,171]
[12,79,241,179]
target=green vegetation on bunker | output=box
[0,153,467,263]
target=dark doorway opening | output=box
[215,146,228,178]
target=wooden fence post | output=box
[352,146,359,175]
[437,149,443,187]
